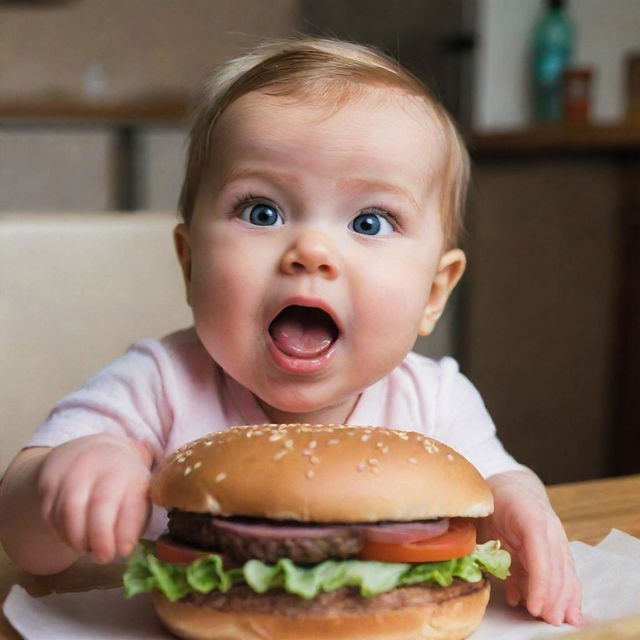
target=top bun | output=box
[150,424,493,522]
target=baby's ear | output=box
[174,223,193,307]
[419,248,466,336]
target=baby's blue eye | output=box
[240,203,283,227]
[349,212,394,236]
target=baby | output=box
[0,38,581,626]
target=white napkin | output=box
[4,529,640,640]
[470,529,640,639]
[3,586,167,639]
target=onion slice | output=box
[358,519,449,544]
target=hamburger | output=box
[124,424,510,639]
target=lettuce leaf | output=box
[123,539,510,602]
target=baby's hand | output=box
[37,434,153,564]
[479,470,583,627]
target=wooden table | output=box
[1,474,639,639]
[546,473,640,545]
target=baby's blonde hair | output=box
[179,37,469,247]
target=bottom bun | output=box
[151,581,490,640]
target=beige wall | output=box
[0,129,113,210]
[0,0,298,101]
[140,126,188,211]
[0,0,298,212]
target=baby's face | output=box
[177,86,464,423]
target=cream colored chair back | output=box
[0,212,192,472]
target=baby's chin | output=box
[254,390,359,426]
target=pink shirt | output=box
[25,327,525,537]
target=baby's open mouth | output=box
[268,305,339,359]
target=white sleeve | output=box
[433,357,527,478]
[22,339,175,462]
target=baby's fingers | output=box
[505,561,526,607]
[86,479,123,564]
[566,579,583,626]
[519,530,552,619]
[48,482,93,554]
[114,484,151,559]
[544,549,582,626]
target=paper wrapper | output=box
[4,529,640,639]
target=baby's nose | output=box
[279,230,340,279]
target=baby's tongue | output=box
[270,306,336,358]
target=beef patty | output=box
[168,510,364,564]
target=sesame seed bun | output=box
[150,424,493,521]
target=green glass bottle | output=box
[532,0,574,123]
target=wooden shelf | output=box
[0,96,192,125]
[469,122,640,155]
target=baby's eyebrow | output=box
[337,176,422,215]
[221,167,300,190]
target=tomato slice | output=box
[357,519,476,563]
[155,536,213,565]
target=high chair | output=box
[0,211,191,472]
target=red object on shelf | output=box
[563,67,593,123]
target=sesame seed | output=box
[309,440,317,449]
[268,433,284,442]
[408,457,418,464]
[357,462,366,472]
[301,449,312,456]
[398,433,409,440]
[368,458,380,466]
[376,442,385,449]
[215,472,227,483]
[328,438,340,445]
[185,449,193,456]
[310,456,320,465]
[273,449,288,461]
[284,439,294,449]
[194,461,202,470]
[184,466,192,476]
[380,446,389,454]
[204,440,213,446]
[371,467,380,474]
[177,456,186,463]
[361,434,370,442]
[306,470,315,480]
[424,440,438,454]
[447,454,455,462]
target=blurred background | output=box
[1,0,638,484]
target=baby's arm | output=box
[0,434,153,575]
[478,469,582,626]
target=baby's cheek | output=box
[367,284,426,332]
